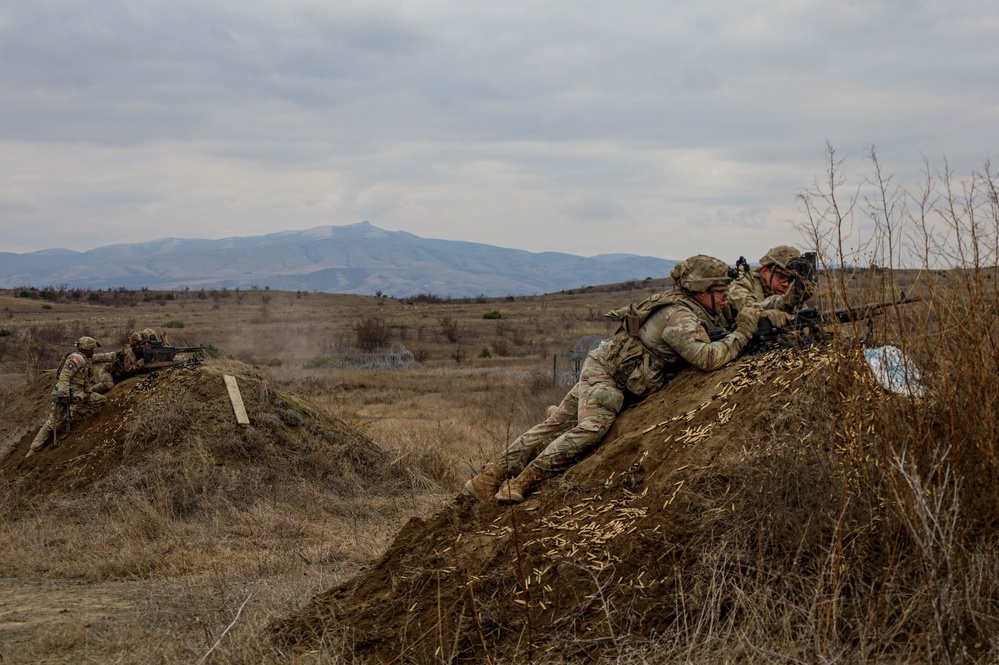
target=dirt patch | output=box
[0,578,146,636]
[270,344,843,663]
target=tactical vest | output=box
[602,290,695,398]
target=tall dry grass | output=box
[636,147,999,663]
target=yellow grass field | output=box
[1,254,997,663]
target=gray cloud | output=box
[1,0,997,263]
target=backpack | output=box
[602,290,691,398]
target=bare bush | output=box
[439,316,462,343]
[353,316,389,350]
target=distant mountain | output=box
[0,222,678,297]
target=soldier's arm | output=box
[726,276,758,312]
[759,292,797,312]
[660,308,749,371]
[92,351,117,364]
[121,348,144,373]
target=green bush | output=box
[478,347,492,358]
[0,329,11,337]
[163,320,185,329]
[482,310,502,319]
[41,304,52,310]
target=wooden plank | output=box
[223,374,250,425]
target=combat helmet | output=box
[75,336,101,351]
[671,255,732,292]
[128,331,146,346]
[760,245,801,270]
[142,328,160,343]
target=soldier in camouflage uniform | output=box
[728,245,814,328]
[91,330,154,394]
[26,336,109,458]
[465,255,763,504]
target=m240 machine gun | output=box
[135,341,208,366]
[710,293,921,345]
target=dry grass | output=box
[3,151,999,662]
[0,281,626,663]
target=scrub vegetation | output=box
[1,152,998,663]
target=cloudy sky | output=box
[1,0,996,263]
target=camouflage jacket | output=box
[52,351,99,398]
[600,289,749,398]
[728,267,799,312]
[94,345,143,377]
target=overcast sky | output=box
[1,0,996,263]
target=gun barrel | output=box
[138,345,206,362]
[831,295,921,323]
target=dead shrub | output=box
[491,338,511,357]
[439,316,462,343]
[353,316,389,350]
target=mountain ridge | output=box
[0,222,678,297]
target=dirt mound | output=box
[0,359,400,504]
[270,345,847,662]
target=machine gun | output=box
[135,341,207,366]
[709,293,921,346]
[797,293,921,327]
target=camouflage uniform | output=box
[91,332,148,393]
[29,338,108,454]
[728,245,809,313]
[498,257,753,476]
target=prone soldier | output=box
[728,245,816,328]
[90,330,157,394]
[464,255,762,504]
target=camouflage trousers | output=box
[30,392,106,453]
[90,367,115,394]
[498,353,625,475]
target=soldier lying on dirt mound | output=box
[26,336,111,458]
[464,254,763,504]
[90,328,162,394]
[728,244,816,328]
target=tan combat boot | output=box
[463,463,509,502]
[495,465,546,504]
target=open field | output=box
[1,246,998,663]
[0,280,663,663]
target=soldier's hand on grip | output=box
[735,305,762,338]
[764,310,793,329]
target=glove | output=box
[53,385,70,399]
[764,310,793,329]
[735,305,762,338]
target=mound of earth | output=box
[0,359,400,502]
[270,344,861,663]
